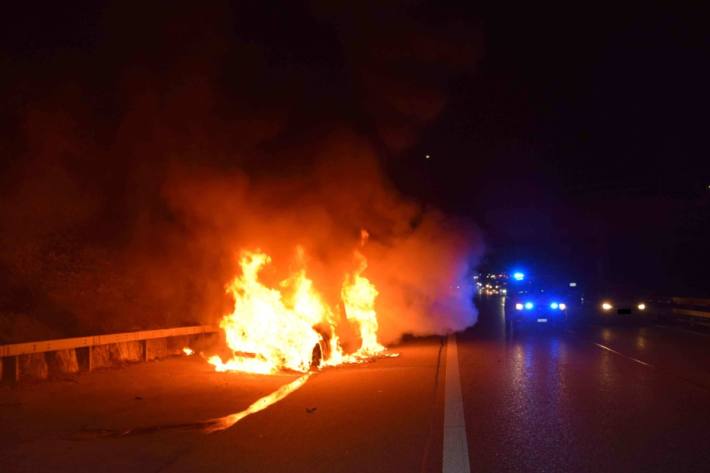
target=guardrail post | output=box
[76,346,92,372]
[12,355,19,382]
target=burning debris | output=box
[205,232,396,375]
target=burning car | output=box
[207,236,390,375]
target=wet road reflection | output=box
[456,297,710,473]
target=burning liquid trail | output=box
[76,373,313,438]
[203,373,312,433]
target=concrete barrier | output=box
[20,353,48,381]
[46,349,79,375]
[0,325,218,383]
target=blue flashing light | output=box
[512,271,525,281]
[524,302,534,310]
[550,302,559,310]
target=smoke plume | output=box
[0,1,483,343]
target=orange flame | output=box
[208,230,393,375]
[341,250,385,357]
[208,250,322,374]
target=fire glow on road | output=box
[76,374,314,439]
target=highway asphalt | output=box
[459,298,710,472]
[1,297,709,472]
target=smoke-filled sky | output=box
[0,1,484,342]
[0,1,708,341]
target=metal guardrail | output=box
[670,297,710,321]
[1,325,218,383]
[0,325,217,357]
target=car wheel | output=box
[310,342,323,370]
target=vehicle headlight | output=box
[559,303,567,310]
[515,303,523,310]
[550,302,559,309]
[637,303,646,310]
[524,302,534,310]
[601,302,613,311]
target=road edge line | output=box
[443,333,471,473]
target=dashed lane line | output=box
[592,342,654,368]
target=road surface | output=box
[2,297,710,472]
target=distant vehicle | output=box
[585,291,653,323]
[506,279,573,329]
[474,272,508,297]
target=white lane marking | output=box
[593,342,654,368]
[443,334,471,473]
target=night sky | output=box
[393,2,709,291]
[1,0,708,323]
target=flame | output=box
[208,250,322,374]
[341,250,385,357]
[208,230,393,375]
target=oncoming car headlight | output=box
[637,303,646,310]
[601,302,613,311]
[515,303,524,310]
[559,303,567,310]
